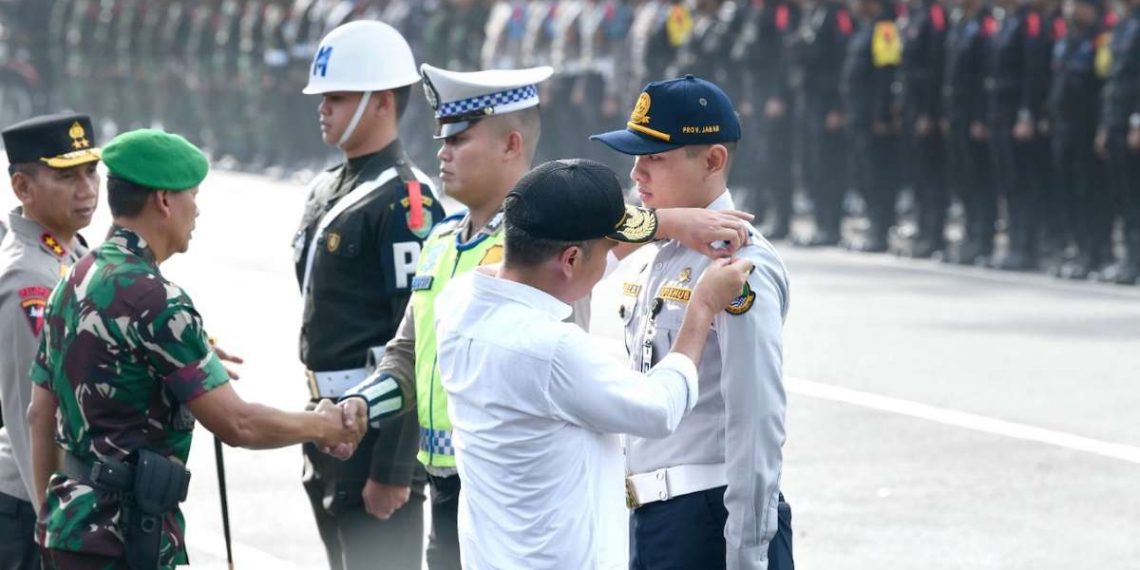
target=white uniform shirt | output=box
[435,268,699,570]
[620,191,791,570]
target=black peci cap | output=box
[2,113,101,168]
[505,159,658,243]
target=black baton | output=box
[214,436,235,569]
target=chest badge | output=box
[326,232,341,253]
[726,283,756,315]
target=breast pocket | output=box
[321,215,364,259]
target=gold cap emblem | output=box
[69,121,90,150]
[629,93,651,125]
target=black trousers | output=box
[426,474,461,570]
[801,95,848,237]
[302,439,426,570]
[905,124,949,248]
[630,487,794,570]
[947,120,997,252]
[850,127,899,239]
[1051,123,1111,262]
[0,491,38,570]
[1106,127,1140,260]
[989,107,1042,256]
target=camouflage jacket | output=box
[30,226,230,566]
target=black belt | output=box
[62,452,135,492]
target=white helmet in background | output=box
[302,20,419,146]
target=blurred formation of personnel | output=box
[28,128,366,570]
[942,0,996,265]
[790,0,853,246]
[0,113,100,570]
[1048,0,1112,279]
[294,21,444,570]
[984,0,1052,270]
[1095,0,1140,284]
[898,0,950,258]
[734,0,800,236]
[842,0,902,252]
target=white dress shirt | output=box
[435,268,699,570]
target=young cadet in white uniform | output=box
[592,76,795,570]
[433,159,755,570]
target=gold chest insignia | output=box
[326,232,341,253]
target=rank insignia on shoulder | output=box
[726,283,756,315]
[326,232,341,253]
[411,275,434,291]
[41,233,65,257]
[480,244,504,266]
[622,282,642,297]
[659,285,692,304]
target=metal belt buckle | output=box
[625,477,640,510]
[305,371,320,400]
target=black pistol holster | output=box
[123,450,191,570]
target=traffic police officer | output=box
[295,21,444,570]
[0,113,100,570]
[592,75,794,570]
[842,0,903,252]
[1048,0,1111,279]
[28,128,366,570]
[899,0,950,258]
[1095,0,1140,284]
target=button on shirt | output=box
[620,191,791,570]
[434,268,699,570]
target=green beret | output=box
[101,129,209,191]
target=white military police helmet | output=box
[302,20,420,94]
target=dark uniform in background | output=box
[1097,0,1140,284]
[842,0,902,252]
[1047,0,1111,279]
[985,0,1052,270]
[734,0,799,236]
[899,0,949,257]
[790,0,853,246]
[943,4,997,265]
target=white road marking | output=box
[788,377,1140,464]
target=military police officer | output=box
[294,20,445,570]
[0,113,100,570]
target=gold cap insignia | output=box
[629,93,651,125]
[69,121,90,150]
[610,205,658,243]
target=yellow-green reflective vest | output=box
[412,212,505,468]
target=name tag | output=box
[658,286,691,304]
[622,282,642,297]
[411,275,434,291]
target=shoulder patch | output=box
[931,3,946,31]
[18,286,51,335]
[836,9,853,36]
[726,282,756,315]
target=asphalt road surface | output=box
[3,167,1138,569]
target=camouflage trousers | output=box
[40,549,128,570]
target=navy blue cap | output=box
[590,75,742,155]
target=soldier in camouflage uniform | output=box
[0,113,101,570]
[27,129,366,570]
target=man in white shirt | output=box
[434,159,754,570]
